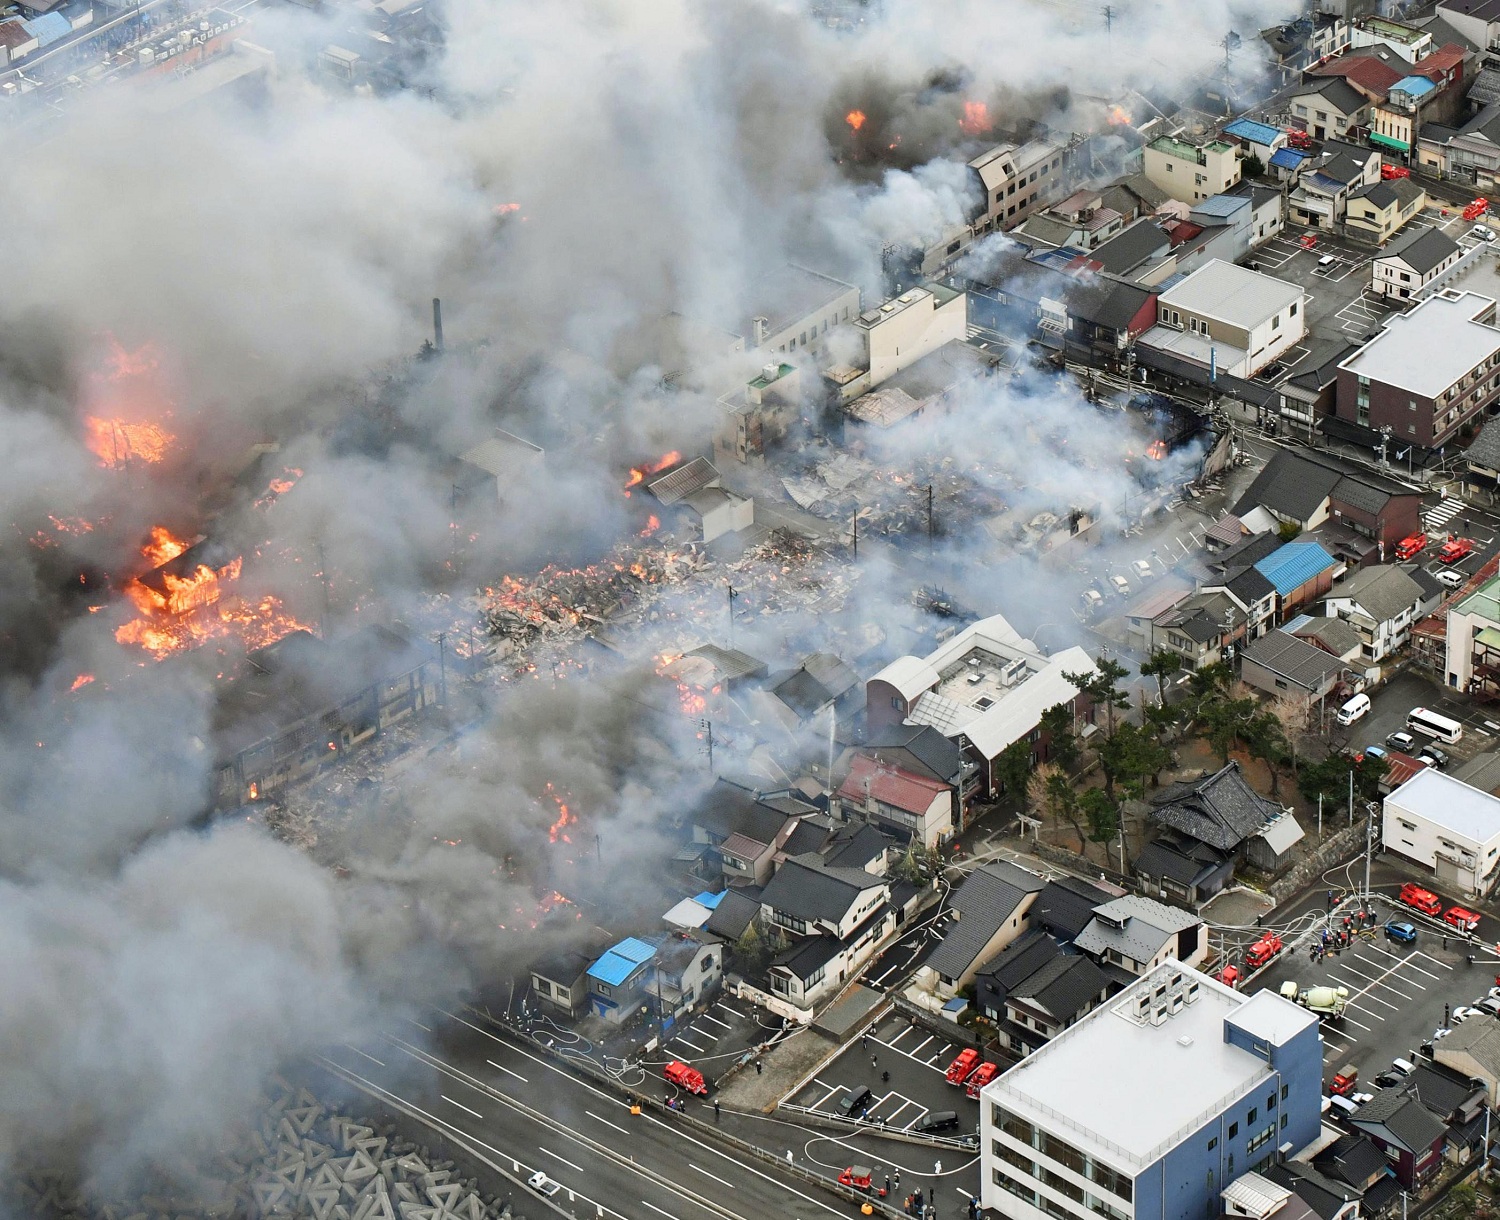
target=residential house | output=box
[455,429,545,509]
[917,859,1047,996]
[1312,1132,1403,1217]
[1344,176,1426,244]
[1290,610,1366,662]
[1055,278,1159,364]
[1351,16,1435,60]
[972,928,1112,1057]
[1261,1163,1364,1220]
[647,931,723,1023]
[1288,77,1371,141]
[866,614,1097,797]
[1371,226,1462,301]
[1465,414,1500,491]
[1221,118,1288,168]
[1290,141,1381,231]
[1073,894,1208,976]
[858,722,981,812]
[1435,0,1500,55]
[824,283,967,405]
[838,754,954,848]
[1134,830,1238,907]
[1403,1060,1490,1166]
[1151,589,1249,670]
[1435,1013,1500,1106]
[1417,102,1500,186]
[530,949,595,1016]
[1143,761,1305,887]
[1337,291,1500,449]
[715,362,802,466]
[1086,217,1175,283]
[1383,767,1500,896]
[689,778,817,882]
[1346,1086,1448,1189]
[1276,339,1362,435]
[1239,628,1349,705]
[1309,48,1408,106]
[981,965,1321,1220]
[1143,135,1243,203]
[1029,874,1122,943]
[1444,568,1500,692]
[763,652,861,726]
[1221,1171,1323,1220]
[1122,582,1193,653]
[1138,259,1306,380]
[1207,566,1279,640]
[1014,188,1129,251]
[1372,51,1471,157]
[1231,448,1423,548]
[645,457,754,544]
[758,855,893,1009]
[705,888,761,942]
[1227,180,1287,246]
[585,936,659,1024]
[1324,563,1427,660]
[1256,541,1343,618]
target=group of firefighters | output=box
[1308,910,1378,962]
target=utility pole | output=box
[698,717,715,772]
[316,539,331,639]
[927,484,935,550]
[1348,766,1354,827]
[1102,4,1114,36]
[436,631,448,707]
[1364,801,1378,897]
[726,581,737,649]
[852,507,859,560]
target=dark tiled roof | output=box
[1468,416,1500,473]
[1211,531,1285,572]
[1241,629,1346,691]
[1350,1087,1448,1154]
[860,723,964,784]
[1148,761,1282,852]
[1030,876,1115,942]
[822,822,890,869]
[1407,1060,1483,1119]
[694,778,793,843]
[925,861,1045,980]
[772,931,845,980]
[1315,1132,1389,1188]
[1135,834,1228,885]
[706,887,761,939]
[1331,475,1392,516]
[760,857,883,924]
[1225,565,1277,604]
[1011,953,1108,1023]
[1089,218,1170,274]
[1233,449,1342,521]
[781,820,830,856]
[1303,77,1367,116]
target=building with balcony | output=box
[1143,136,1242,203]
[980,963,1322,1220]
[1445,568,1500,691]
[1336,291,1500,448]
[1370,226,1462,301]
[1287,77,1370,142]
[1324,563,1427,660]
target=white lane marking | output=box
[588,1110,629,1134]
[539,1146,585,1173]
[441,1095,483,1119]
[910,1034,935,1056]
[487,1058,529,1083]
[699,1013,732,1031]
[691,1164,738,1190]
[344,1044,385,1067]
[409,1018,432,1032]
[641,1203,682,1220]
[674,1035,708,1053]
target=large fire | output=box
[1106,104,1132,127]
[83,337,176,468]
[958,100,991,136]
[846,109,867,132]
[623,451,683,495]
[114,527,312,660]
[85,417,175,468]
[544,783,575,844]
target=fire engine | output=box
[1330,1064,1359,1096]
[663,1061,708,1095]
[1444,906,1481,933]
[1465,198,1491,221]
[945,1048,980,1084]
[1395,533,1428,560]
[838,1166,886,1195]
[1244,932,1284,970]
[1438,537,1475,564]
[965,1062,999,1098]
[1398,882,1443,917]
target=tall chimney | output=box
[433,297,444,353]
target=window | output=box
[1208,1137,1218,1151]
[1248,1125,1275,1153]
[1228,1122,1238,1139]
[1248,1109,1257,1124]
[946,240,961,255]
[1289,302,1297,317]
[1268,1093,1277,1111]
[1272,314,1280,330]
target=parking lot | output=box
[785,1011,981,1137]
[661,994,782,1082]
[1330,671,1500,767]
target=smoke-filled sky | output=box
[0,0,1283,1199]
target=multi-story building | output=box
[1324,564,1427,661]
[1344,176,1425,245]
[1370,227,1462,301]
[1445,568,1500,691]
[1287,77,1370,143]
[824,283,967,405]
[1336,291,1500,448]
[981,963,1322,1220]
[1142,136,1242,204]
[1138,259,1306,380]
[1383,768,1500,897]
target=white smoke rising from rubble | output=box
[0,0,1274,1198]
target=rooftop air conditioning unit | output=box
[1184,981,1201,1004]
[999,658,1028,686]
[1150,1004,1169,1026]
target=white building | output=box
[1384,768,1500,897]
[1445,570,1500,694]
[1323,564,1426,662]
[1371,227,1462,302]
[1142,136,1243,204]
[741,264,861,359]
[1138,259,1307,380]
[981,963,1323,1220]
[826,284,968,404]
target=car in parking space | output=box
[1438,537,1475,564]
[1109,574,1131,596]
[1374,1071,1403,1088]
[1385,920,1418,944]
[1438,569,1467,590]
[1387,730,1418,752]
[1132,559,1153,580]
[1391,1058,1416,1078]
[1357,745,1387,764]
[1419,744,1450,769]
[838,1085,874,1116]
[1453,1006,1482,1023]
[1479,997,1500,1017]
[1081,588,1104,614]
[913,1110,960,1133]
[528,1173,562,1197]
[1472,224,1496,241]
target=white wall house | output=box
[1384,768,1500,898]
[1139,259,1306,380]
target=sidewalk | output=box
[713,1025,839,1113]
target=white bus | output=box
[1407,707,1464,743]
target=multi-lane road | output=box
[320,1008,877,1220]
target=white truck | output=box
[1280,981,1349,1018]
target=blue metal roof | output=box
[22,11,69,45]
[1269,148,1307,170]
[587,936,658,987]
[694,890,727,910]
[1392,75,1436,99]
[1224,118,1282,147]
[1192,194,1249,218]
[1254,542,1337,596]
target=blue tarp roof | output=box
[587,936,658,987]
[1269,148,1307,170]
[1224,118,1282,146]
[1255,542,1337,596]
[22,11,69,44]
[1392,75,1436,99]
[693,890,727,909]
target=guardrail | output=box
[777,1102,979,1151]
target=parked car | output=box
[838,1085,874,1116]
[1385,920,1418,944]
[1418,745,1450,769]
[1387,730,1417,752]
[1438,570,1467,590]
[1374,1071,1402,1088]
[1453,1006,1482,1023]
[1359,745,1388,763]
[1109,574,1131,596]
[1478,997,1500,1017]
[1081,588,1104,613]
[1132,559,1153,580]
[1472,224,1496,241]
[913,1110,960,1133]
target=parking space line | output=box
[673,1035,708,1053]
[1415,951,1455,972]
[698,1013,731,1031]
[910,1034,934,1056]
[1359,945,1446,979]
[888,1025,918,1047]
[872,1034,954,1075]
[805,1081,841,1110]
[1334,957,1423,994]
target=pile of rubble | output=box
[15,1079,513,1220]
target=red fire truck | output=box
[1244,932,1284,970]
[1399,882,1443,917]
[965,1062,1000,1098]
[945,1048,980,1084]
[664,1061,708,1095]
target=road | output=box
[322,1007,891,1220]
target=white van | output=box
[1336,694,1371,726]
[1391,1058,1416,1078]
[1328,1095,1359,1117]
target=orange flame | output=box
[83,337,176,468]
[254,467,304,510]
[846,110,867,132]
[1107,104,1132,127]
[1146,440,1168,460]
[545,783,575,844]
[70,674,95,692]
[958,100,991,136]
[623,451,683,495]
[494,202,521,215]
[84,417,175,468]
[640,514,661,538]
[141,525,191,568]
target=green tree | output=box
[994,739,1034,808]
[1029,763,1085,850]
[1079,787,1120,845]
[1201,691,1260,763]
[1296,752,1387,808]
[1099,721,1172,799]
[1244,710,1290,796]
[892,842,926,886]
[1449,1184,1478,1215]
[1243,152,1265,179]
[1277,519,1302,542]
[1140,649,1180,703]
[1040,703,1080,773]
[1065,656,1132,737]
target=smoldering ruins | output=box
[0,0,1274,1210]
